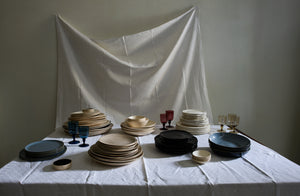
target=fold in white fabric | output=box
[55,7,212,127]
[1,126,300,196]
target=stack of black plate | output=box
[19,140,67,161]
[155,130,197,155]
[208,133,250,158]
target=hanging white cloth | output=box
[55,7,212,127]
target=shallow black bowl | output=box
[209,133,250,151]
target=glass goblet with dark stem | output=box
[166,110,174,128]
[160,113,168,130]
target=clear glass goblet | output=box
[217,115,227,132]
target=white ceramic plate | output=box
[98,133,137,147]
[176,122,210,135]
[182,109,206,116]
[122,128,156,136]
[121,120,156,129]
[89,146,143,161]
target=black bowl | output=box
[208,133,250,151]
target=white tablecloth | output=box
[1,125,300,196]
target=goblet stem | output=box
[160,123,168,130]
[79,138,89,147]
[69,134,80,144]
[166,120,174,128]
[230,126,238,134]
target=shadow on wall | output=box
[251,1,300,164]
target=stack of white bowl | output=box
[88,133,143,166]
[121,115,156,136]
[176,109,210,135]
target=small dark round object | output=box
[53,159,72,170]
[79,144,89,147]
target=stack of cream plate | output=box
[63,108,113,136]
[120,115,156,136]
[176,109,210,135]
[88,133,143,166]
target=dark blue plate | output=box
[19,146,67,162]
[209,133,250,151]
[25,140,64,157]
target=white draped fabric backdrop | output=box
[55,7,212,127]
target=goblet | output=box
[230,115,240,134]
[160,113,168,130]
[226,113,236,130]
[68,121,80,144]
[217,115,227,132]
[78,126,89,147]
[166,110,174,128]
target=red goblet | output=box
[166,110,174,128]
[160,113,168,130]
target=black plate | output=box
[209,133,250,151]
[210,145,249,158]
[19,146,67,162]
[159,130,193,144]
[155,135,197,155]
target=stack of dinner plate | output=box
[88,133,143,166]
[19,140,67,161]
[155,130,198,155]
[176,109,210,135]
[63,108,113,136]
[120,115,156,136]
[209,132,251,158]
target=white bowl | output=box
[192,150,211,164]
[126,115,149,127]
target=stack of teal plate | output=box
[19,140,67,161]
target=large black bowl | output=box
[208,133,250,151]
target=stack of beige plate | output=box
[63,108,113,136]
[88,133,143,166]
[176,109,210,135]
[120,115,156,136]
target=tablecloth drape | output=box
[55,7,212,127]
[1,126,300,196]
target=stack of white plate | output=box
[63,108,113,136]
[88,133,143,166]
[120,115,156,136]
[176,109,210,135]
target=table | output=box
[0,125,300,196]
